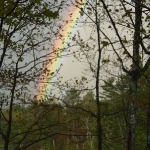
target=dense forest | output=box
[0,0,150,150]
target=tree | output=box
[0,0,66,149]
[101,71,150,149]
[62,88,88,150]
[99,1,150,149]
[71,1,104,149]
[68,0,150,149]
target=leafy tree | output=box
[71,0,150,149]
[61,89,98,150]
[63,88,81,106]
[0,0,66,149]
[98,1,150,149]
[101,72,150,149]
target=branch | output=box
[140,57,150,73]
[140,40,150,55]
[62,101,97,118]
[100,29,131,75]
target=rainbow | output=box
[37,0,86,100]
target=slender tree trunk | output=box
[113,102,125,139]
[147,92,150,150]
[95,1,102,149]
[127,0,142,150]
[127,74,138,150]
[4,65,18,150]
[127,89,137,150]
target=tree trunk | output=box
[127,0,142,150]
[147,92,150,150]
[127,99,137,150]
[95,0,102,149]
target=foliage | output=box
[0,0,66,149]
[1,0,150,150]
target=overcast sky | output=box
[36,0,150,99]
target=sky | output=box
[36,0,89,100]
[36,0,150,100]
[36,0,128,100]
[0,0,149,107]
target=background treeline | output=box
[0,72,149,150]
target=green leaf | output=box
[101,41,109,47]
[140,28,146,33]
[147,45,150,49]
[102,59,110,64]
[51,72,54,75]
[145,15,150,21]
[87,7,92,11]
[123,50,128,54]
[19,57,24,62]
[123,39,128,43]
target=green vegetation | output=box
[0,0,150,150]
